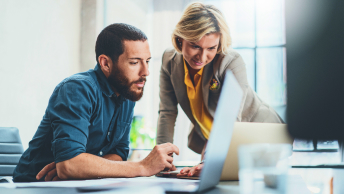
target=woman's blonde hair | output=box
[172,2,231,54]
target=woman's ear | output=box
[178,38,183,51]
[178,38,183,45]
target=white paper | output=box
[0,178,122,188]
[85,186,165,194]
[0,176,199,188]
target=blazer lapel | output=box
[202,59,215,112]
[171,52,196,124]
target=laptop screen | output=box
[198,70,243,192]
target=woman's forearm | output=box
[201,141,207,160]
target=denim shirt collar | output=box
[94,64,127,104]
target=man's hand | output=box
[36,154,123,181]
[139,143,179,176]
[176,163,204,178]
[166,164,177,171]
[36,162,61,181]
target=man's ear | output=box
[98,54,113,76]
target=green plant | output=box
[129,116,156,149]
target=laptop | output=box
[77,70,243,193]
[160,123,293,182]
[220,122,293,181]
[154,70,244,193]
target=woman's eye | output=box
[192,45,200,49]
[130,62,138,65]
[208,47,216,50]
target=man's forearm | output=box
[103,154,123,161]
[56,153,143,180]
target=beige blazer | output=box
[156,48,283,154]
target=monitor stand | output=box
[292,141,344,168]
[340,141,344,163]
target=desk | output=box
[0,181,239,194]
[0,179,312,194]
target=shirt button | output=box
[99,151,103,156]
[108,132,110,136]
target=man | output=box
[13,23,178,182]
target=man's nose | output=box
[141,62,150,77]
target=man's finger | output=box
[164,164,177,172]
[163,144,180,156]
[170,165,177,171]
[36,162,56,180]
[45,168,57,181]
[164,161,173,170]
[166,156,174,163]
[52,176,61,181]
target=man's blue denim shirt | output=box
[13,64,135,182]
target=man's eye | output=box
[130,62,138,65]
[146,61,150,64]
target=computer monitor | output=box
[286,0,344,140]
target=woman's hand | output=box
[176,163,204,177]
[177,141,207,178]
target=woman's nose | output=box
[200,50,207,62]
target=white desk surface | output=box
[0,173,317,194]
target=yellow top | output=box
[184,59,214,139]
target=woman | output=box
[156,2,283,177]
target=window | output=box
[206,0,286,107]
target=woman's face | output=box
[180,33,220,71]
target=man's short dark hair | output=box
[95,23,147,64]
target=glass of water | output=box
[238,144,292,194]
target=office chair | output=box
[0,127,24,183]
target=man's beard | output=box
[107,65,145,102]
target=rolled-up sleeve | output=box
[48,79,96,163]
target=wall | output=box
[0,0,202,161]
[0,0,81,149]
